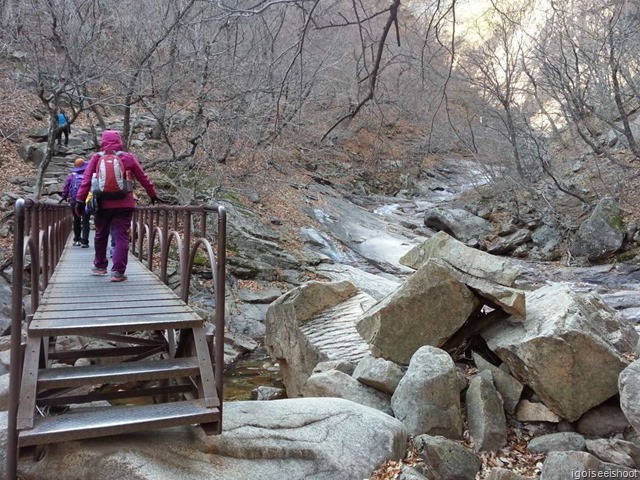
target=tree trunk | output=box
[608,19,640,159]
[122,91,133,150]
[33,114,58,199]
[610,66,640,159]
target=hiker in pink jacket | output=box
[76,130,159,282]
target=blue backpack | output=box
[69,173,83,202]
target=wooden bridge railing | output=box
[130,204,227,408]
[7,200,72,478]
[6,200,227,480]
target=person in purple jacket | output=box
[75,130,159,282]
[59,158,90,247]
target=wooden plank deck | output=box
[29,236,203,337]
[6,223,223,476]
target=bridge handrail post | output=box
[40,205,51,291]
[160,209,170,283]
[180,209,192,303]
[6,199,25,480]
[214,205,226,424]
[146,210,155,271]
[30,201,41,313]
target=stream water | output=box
[223,348,283,401]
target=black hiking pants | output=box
[71,204,90,246]
[57,125,70,146]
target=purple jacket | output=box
[76,130,157,209]
[61,164,87,203]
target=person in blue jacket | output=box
[57,109,70,147]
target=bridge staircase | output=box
[6,201,226,479]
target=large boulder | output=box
[17,141,47,166]
[570,197,625,260]
[413,435,481,480]
[585,438,640,468]
[391,346,464,438]
[531,223,563,256]
[352,354,405,395]
[483,285,638,421]
[303,369,393,415]
[528,432,587,454]
[466,371,507,452]
[619,360,640,435]
[399,231,521,287]
[487,229,531,255]
[540,451,639,479]
[577,404,631,437]
[356,258,480,365]
[450,270,525,317]
[422,207,493,244]
[12,398,407,480]
[472,352,523,414]
[265,281,375,397]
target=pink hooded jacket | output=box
[76,130,157,209]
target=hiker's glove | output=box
[150,196,161,205]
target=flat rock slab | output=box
[266,281,375,397]
[399,231,521,287]
[13,398,407,480]
[313,263,400,301]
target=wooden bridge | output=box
[5,200,226,480]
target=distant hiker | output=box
[60,158,90,247]
[75,130,159,282]
[57,109,70,147]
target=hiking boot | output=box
[81,243,89,248]
[73,241,81,247]
[91,267,108,276]
[110,272,127,282]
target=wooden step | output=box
[48,345,164,361]
[47,345,168,363]
[18,400,220,446]
[42,285,172,300]
[41,294,180,306]
[28,313,203,337]
[40,299,186,312]
[35,305,194,321]
[37,357,201,389]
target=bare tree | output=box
[12,0,122,197]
